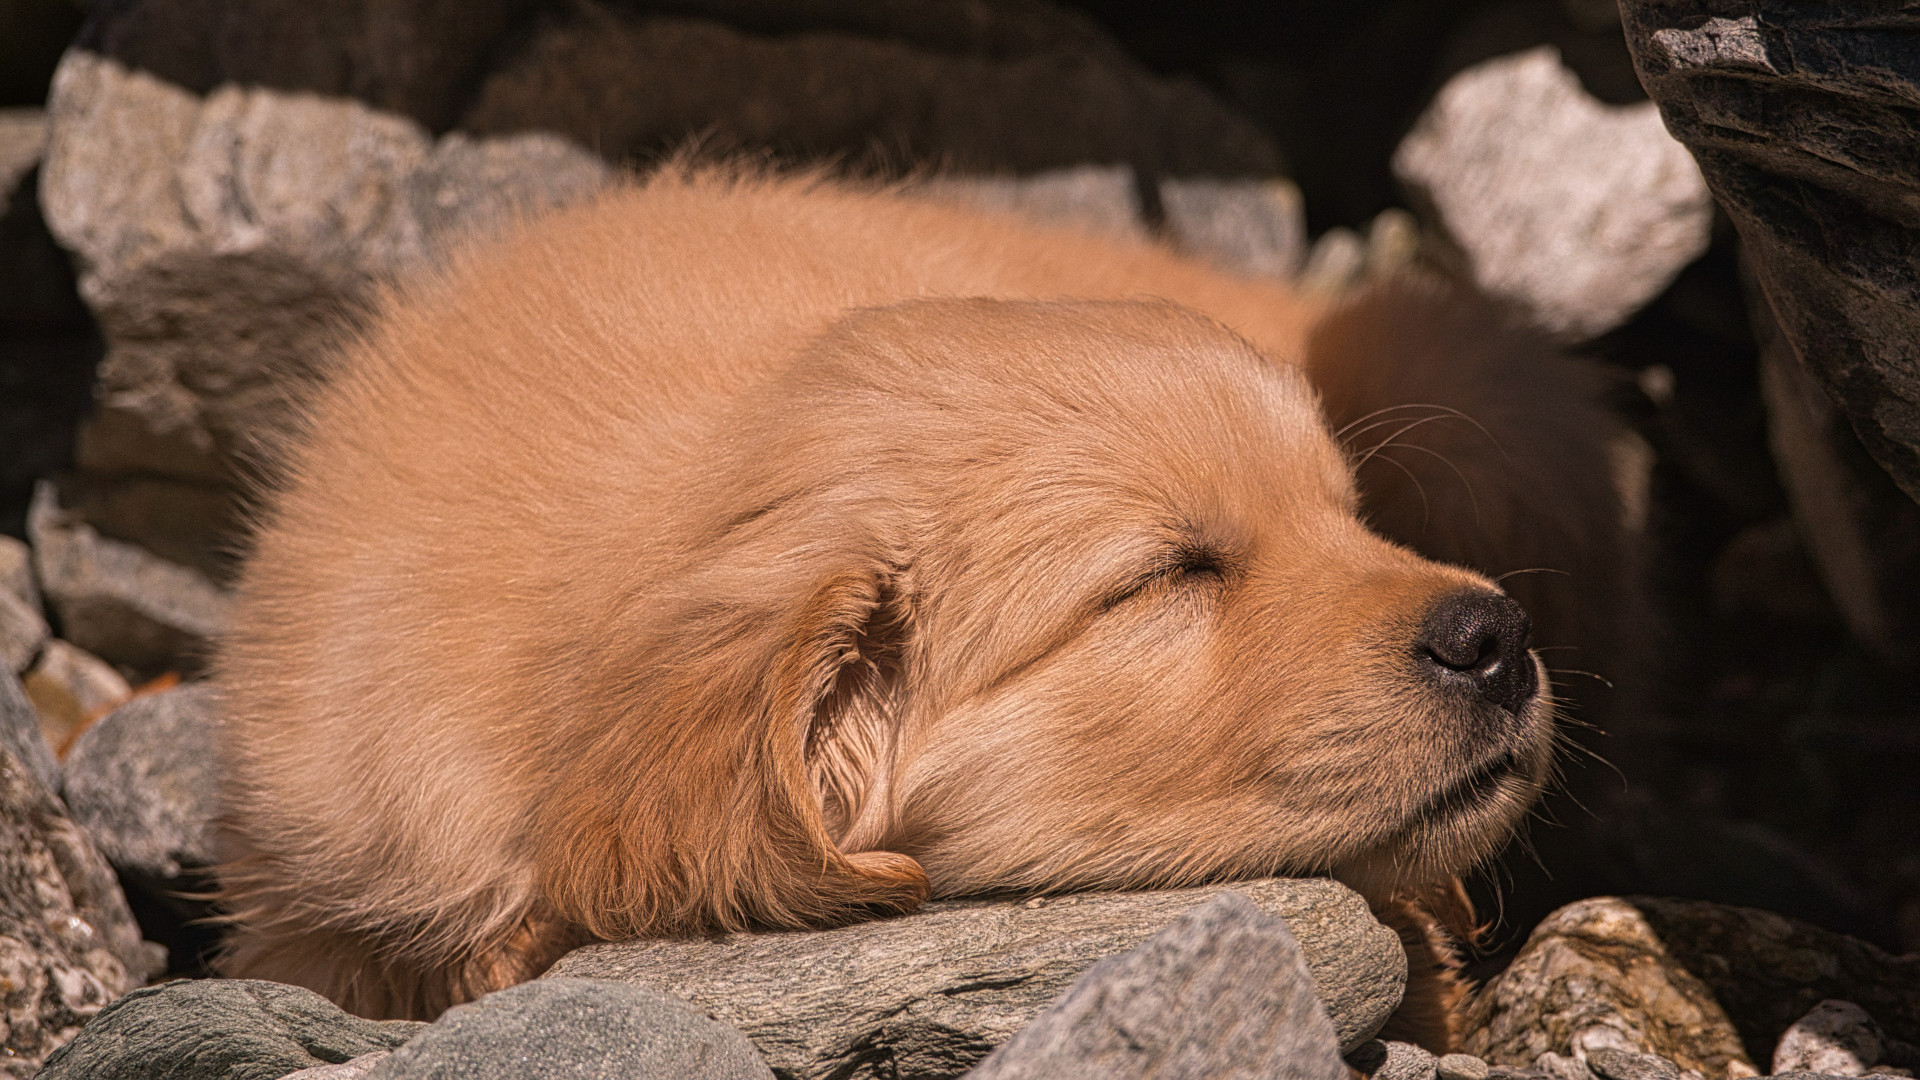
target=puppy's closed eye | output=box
[1102,544,1234,610]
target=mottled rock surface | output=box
[964,892,1347,1080]
[62,681,219,879]
[366,978,769,1080]
[1462,897,1755,1079]
[1,664,60,797]
[21,638,131,753]
[1628,898,1920,1066]
[922,165,1144,238]
[1620,2,1920,502]
[550,877,1403,1079]
[28,480,229,677]
[0,586,46,674]
[1393,45,1713,339]
[0,732,160,1077]
[1159,176,1307,279]
[1350,1039,1440,1080]
[1772,1001,1886,1077]
[38,48,612,503]
[0,535,34,609]
[36,979,424,1080]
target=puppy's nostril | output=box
[1418,590,1537,713]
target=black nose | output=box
[1417,591,1538,713]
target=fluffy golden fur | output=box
[215,168,1629,1032]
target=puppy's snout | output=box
[1418,590,1537,713]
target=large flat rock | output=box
[1621,3,1920,503]
[548,876,1404,1080]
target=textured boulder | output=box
[20,638,132,753]
[1626,898,1920,1067]
[1753,299,1920,662]
[922,165,1145,239]
[1393,46,1713,339]
[1772,1001,1888,1077]
[0,729,161,1078]
[1620,2,1920,503]
[62,681,219,879]
[0,585,46,674]
[549,877,1404,1079]
[1461,897,1756,1079]
[964,892,1347,1080]
[0,535,34,608]
[28,480,230,677]
[1160,176,1308,280]
[366,978,770,1080]
[1,663,61,796]
[38,48,611,502]
[36,979,425,1080]
[1349,1040,1441,1080]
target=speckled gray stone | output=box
[366,978,771,1080]
[1440,1054,1494,1080]
[1588,1048,1682,1080]
[0,586,47,674]
[550,876,1403,1079]
[0,739,160,1078]
[1352,1040,1442,1080]
[36,979,423,1080]
[62,681,220,878]
[1773,1001,1885,1076]
[1,664,60,796]
[964,892,1348,1080]
[1160,177,1307,279]
[1393,46,1712,340]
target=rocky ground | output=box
[2,0,1919,1076]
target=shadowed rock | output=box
[962,891,1348,1080]
[549,876,1404,1080]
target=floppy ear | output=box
[535,562,928,940]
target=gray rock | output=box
[923,165,1146,239]
[1461,897,1756,1079]
[0,586,48,674]
[549,876,1403,1079]
[1357,1040,1440,1080]
[0,737,160,1078]
[1755,297,1920,663]
[37,979,424,1080]
[365,978,770,1080]
[0,108,43,220]
[0,534,36,609]
[37,48,612,557]
[1,664,61,797]
[1620,2,1920,503]
[1588,1049,1683,1080]
[1441,1055,1495,1080]
[1160,177,1307,279]
[62,681,220,878]
[1773,1001,1885,1077]
[21,637,133,754]
[286,1053,394,1080]
[28,480,231,677]
[963,892,1347,1080]
[1392,45,1713,340]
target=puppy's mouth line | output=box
[1411,750,1521,826]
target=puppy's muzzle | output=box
[1416,590,1538,715]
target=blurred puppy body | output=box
[215,169,1631,1033]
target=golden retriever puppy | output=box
[215,168,1629,1029]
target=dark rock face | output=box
[62,682,220,880]
[963,892,1348,1080]
[1620,2,1920,504]
[548,877,1404,1079]
[365,978,771,1080]
[0,711,161,1078]
[36,979,425,1080]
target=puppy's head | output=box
[542,298,1554,936]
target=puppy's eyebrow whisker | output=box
[1494,567,1570,583]
[1365,451,1431,530]
[1366,440,1484,528]
[1333,403,1456,442]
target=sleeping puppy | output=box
[215,168,1631,1035]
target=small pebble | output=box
[1350,1040,1439,1080]
[1587,1048,1681,1080]
[1439,1053,1493,1080]
[1775,1000,1885,1077]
